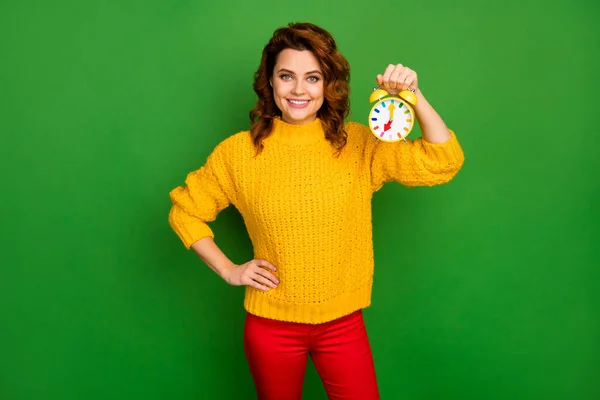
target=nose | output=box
[292,79,306,95]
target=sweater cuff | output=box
[178,224,214,249]
[421,129,464,164]
[168,207,215,249]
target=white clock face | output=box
[369,98,414,142]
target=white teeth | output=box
[289,100,309,105]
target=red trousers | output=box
[243,310,380,400]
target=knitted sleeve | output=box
[168,139,236,249]
[348,122,465,191]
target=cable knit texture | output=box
[169,117,464,324]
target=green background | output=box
[1,0,598,399]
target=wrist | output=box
[413,89,431,113]
[414,88,425,102]
[217,262,237,282]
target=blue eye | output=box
[307,76,320,83]
[280,74,292,81]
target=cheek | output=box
[310,85,324,102]
[272,86,286,107]
[273,84,291,100]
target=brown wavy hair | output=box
[249,22,351,154]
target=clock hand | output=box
[383,119,393,132]
[388,103,395,120]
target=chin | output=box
[284,110,318,125]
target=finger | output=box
[381,64,395,89]
[397,74,410,90]
[241,274,271,291]
[253,273,278,289]
[251,281,271,291]
[254,259,277,272]
[376,74,383,87]
[255,268,279,286]
[397,70,415,90]
[408,72,418,90]
[388,65,405,92]
[393,67,409,88]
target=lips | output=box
[287,99,311,108]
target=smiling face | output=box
[270,49,325,125]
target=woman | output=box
[169,22,464,400]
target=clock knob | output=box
[399,89,418,105]
[369,88,389,103]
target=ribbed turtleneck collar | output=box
[267,117,326,145]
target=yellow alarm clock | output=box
[368,87,418,142]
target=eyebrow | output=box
[277,68,323,76]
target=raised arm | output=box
[361,63,465,190]
[377,63,451,144]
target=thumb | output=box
[376,74,383,87]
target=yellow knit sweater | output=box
[169,117,464,324]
